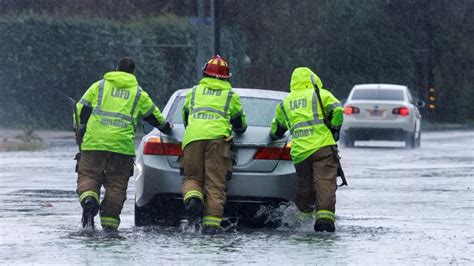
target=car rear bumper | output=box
[343,127,411,141]
[135,155,298,208]
[342,117,414,132]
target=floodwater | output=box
[1,130,473,264]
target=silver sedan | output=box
[341,84,424,148]
[134,88,297,227]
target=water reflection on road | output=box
[0,131,473,264]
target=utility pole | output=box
[210,0,215,55]
[213,0,220,55]
[194,0,218,81]
[196,0,205,81]
[191,0,219,80]
[412,0,435,121]
[424,0,435,121]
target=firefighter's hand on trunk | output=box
[160,122,173,134]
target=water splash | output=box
[180,217,238,234]
[69,227,126,240]
[254,201,313,230]
[221,217,239,233]
[180,219,202,234]
[69,226,97,238]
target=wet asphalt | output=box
[0,130,473,264]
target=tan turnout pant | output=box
[76,151,134,228]
[294,146,338,215]
[181,139,233,220]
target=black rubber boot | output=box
[102,226,118,233]
[202,226,224,235]
[81,197,99,229]
[314,219,335,232]
[184,198,203,224]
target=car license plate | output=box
[368,109,384,117]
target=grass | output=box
[0,127,47,151]
[0,141,47,151]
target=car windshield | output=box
[167,96,281,127]
[351,89,404,101]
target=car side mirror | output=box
[416,100,426,108]
[142,123,154,134]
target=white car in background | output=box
[341,84,424,148]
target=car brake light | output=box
[344,106,360,115]
[392,107,409,116]
[254,142,291,161]
[143,136,182,156]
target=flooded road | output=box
[1,130,473,264]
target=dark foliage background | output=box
[0,13,246,128]
[0,0,472,128]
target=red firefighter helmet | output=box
[202,55,232,79]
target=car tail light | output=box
[344,106,360,115]
[392,107,410,116]
[280,142,291,160]
[254,142,291,161]
[143,136,182,156]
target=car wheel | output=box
[135,195,183,226]
[135,203,150,226]
[135,203,165,226]
[343,134,354,148]
[415,131,421,148]
[405,131,416,149]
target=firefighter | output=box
[269,67,344,232]
[181,55,247,234]
[75,57,172,230]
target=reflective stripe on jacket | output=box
[76,71,167,155]
[270,67,344,164]
[181,77,247,149]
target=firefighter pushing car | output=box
[181,55,247,234]
[270,67,344,232]
[75,57,172,230]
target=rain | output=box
[1,1,473,264]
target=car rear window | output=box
[351,89,404,101]
[167,96,281,127]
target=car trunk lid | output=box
[160,125,288,173]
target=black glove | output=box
[74,152,81,173]
[160,122,173,134]
[330,126,341,142]
[75,127,85,145]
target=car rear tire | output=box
[135,203,149,226]
[406,132,417,149]
[135,203,162,227]
[135,195,183,227]
[342,133,355,148]
[415,131,421,148]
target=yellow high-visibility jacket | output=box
[76,71,169,155]
[270,67,343,164]
[181,77,247,149]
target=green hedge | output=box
[0,14,247,129]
